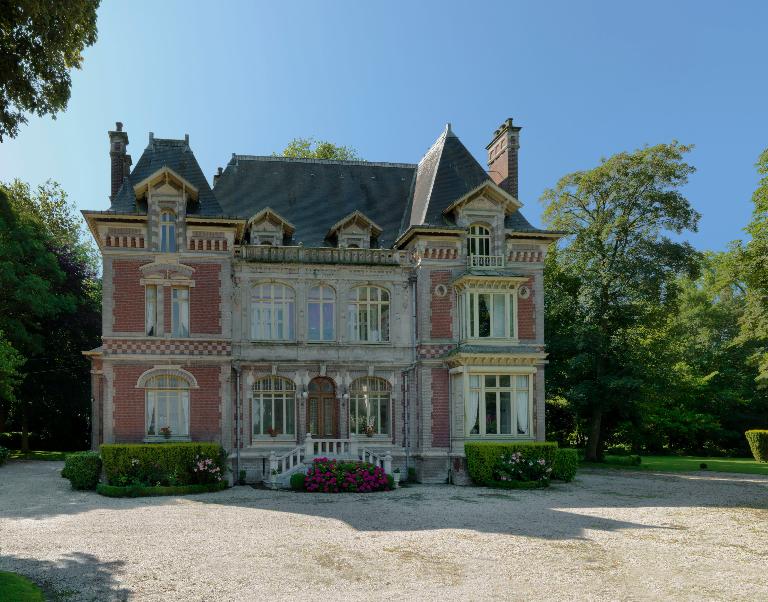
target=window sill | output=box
[351,434,392,441]
[144,435,191,443]
[252,436,297,443]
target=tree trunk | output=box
[585,408,603,462]
[21,402,29,453]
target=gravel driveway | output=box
[1,461,767,601]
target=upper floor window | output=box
[251,283,295,340]
[146,285,158,336]
[146,375,189,437]
[349,377,391,436]
[160,210,177,252]
[308,285,335,341]
[171,287,189,337]
[467,224,491,257]
[252,376,295,437]
[466,374,530,437]
[348,286,389,343]
[460,290,517,339]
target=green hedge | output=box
[96,481,227,498]
[63,452,102,490]
[100,442,225,486]
[745,430,768,463]
[0,446,9,466]
[552,448,578,482]
[290,472,305,490]
[465,442,558,487]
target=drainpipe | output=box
[234,364,241,480]
[405,272,418,474]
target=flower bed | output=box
[96,481,227,498]
[301,458,392,493]
[465,442,558,488]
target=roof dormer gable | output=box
[326,210,382,248]
[247,207,295,245]
[133,166,199,206]
[442,180,522,221]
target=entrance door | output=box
[307,377,337,437]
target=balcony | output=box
[467,254,505,268]
[237,245,412,266]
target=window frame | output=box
[459,289,518,340]
[467,224,491,257]
[347,286,390,343]
[251,376,296,440]
[250,283,296,341]
[145,284,158,336]
[307,284,336,342]
[160,210,177,253]
[464,372,533,438]
[349,377,391,437]
[171,286,190,338]
[145,375,190,438]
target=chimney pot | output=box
[116,121,123,131]
[109,122,130,201]
[184,134,189,144]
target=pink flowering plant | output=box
[192,454,224,484]
[493,451,552,484]
[303,457,391,493]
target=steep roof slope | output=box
[214,156,416,247]
[109,137,222,216]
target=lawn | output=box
[8,450,68,461]
[584,454,768,476]
[0,571,44,601]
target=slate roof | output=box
[109,137,222,217]
[213,156,416,247]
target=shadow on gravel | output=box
[0,552,130,601]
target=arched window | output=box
[252,376,295,437]
[160,210,177,252]
[347,286,389,342]
[145,375,189,437]
[467,224,491,257]
[251,283,295,340]
[349,377,391,436]
[308,285,335,341]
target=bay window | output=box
[465,373,531,437]
[349,377,390,436]
[146,375,189,437]
[251,283,295,340]
[460,290,517,339]
[171,287,189,337]
[252,376,295,437]
[348,286,389,342]
[308,285,335,341]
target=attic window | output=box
[160,210,177,252]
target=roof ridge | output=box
[230,155,416,169]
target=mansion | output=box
[83,118,562,483]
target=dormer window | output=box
[467,224,491,257]
[160,210,177,252]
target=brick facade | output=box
[189,366,222,440]
[518,275,536,340]
[112,260,146,333]
[190,263,222,335]
[431,367,449,447]
[112,364,146,441]
[429,270,453,339]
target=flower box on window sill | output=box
[143,435,192,444]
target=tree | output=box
[738,148,768,386]
[0,333,23,432]
[541,142,701,461]
[277,137,360,160]
[0,0,100,141]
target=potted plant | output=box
[364,418,375,438]
[392,467,401,488]
[267,427,279,438]
[160,426,172,439]
[270,468,278,488]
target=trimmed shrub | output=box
[290,472,306,490]
[63,452,102,490]
[100,443,226,487]
[552,448,578,482]
[465,442,558,488]
[745,430,768,463]
[96,481,227,498]
[0,446,9,466]
[304,457,391,493]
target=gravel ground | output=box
[1,461,767,601]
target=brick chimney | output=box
[109,122,132,200]
[486,118,521,199]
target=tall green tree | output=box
[541,142,701,461]
[0,0,100,140]
[278,137,360,160]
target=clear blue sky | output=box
[1,0,766,250]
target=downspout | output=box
[406,272,418,474]
[234,364,241,481]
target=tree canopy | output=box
[277,137,360,161]
[0,0,100,140]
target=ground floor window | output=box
[146,375,190,437]
[252,376,295,437]
[349,377,390,436]
[466,373,530,436]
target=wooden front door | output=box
[307,377,337,437]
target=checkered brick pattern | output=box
[105,339,231,356]
[418,344,455,359]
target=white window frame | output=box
[145,284,158,336]
[347,286,390,343]
[307,285,336,342]
[349,377,391,437]
[465,372,533,438]
[171,287,190,337]
[160,210,177,252]
[145,375,190,437]
[467,224,491,257]
[252,376,296,439]
[459,289,518,340]
[250,283,295,341]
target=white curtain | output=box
[146,391,156,435]
[516,376,529,435]
[179,290,189,337]
[145,286,156,336]
[466,390,480,435]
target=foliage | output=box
[277,137,360,161]
[464,442,558,487]
[0,571,44,602]
[303,457,390,493]
[0,445,9,466]
[100,443,226,487]
[0,0,100,141]
[96,481,227,498]
[0,334,23,406]
[745,430,768,463]
[551,448,579,482]
[290,471,306,490]
[62,451,101,490]
[583,454,768,475]
[542,142,703,461]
